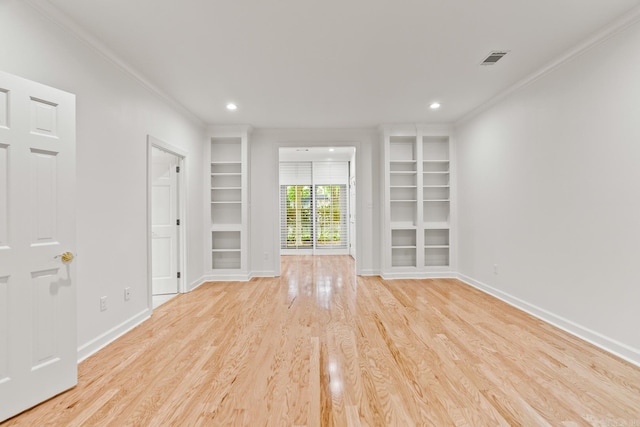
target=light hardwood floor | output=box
[3,255,640,426]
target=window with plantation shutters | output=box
[279,161,349,254]
[280,162,313,251]
[313,162,348,250]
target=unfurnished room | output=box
[1,0,640,425]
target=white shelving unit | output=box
[382,125,454,278]
[422,135,450,268]
[208,126,250,279]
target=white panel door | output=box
[0,71,76,422]
[151,148,178,295]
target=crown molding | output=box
[23,0,206,128]
[455,5,640,126]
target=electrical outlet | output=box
[100,296,107,311]
[263,252,269,261]
[493,264,499,275]
[124,287,131,301]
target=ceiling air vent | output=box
[481,51,509,65]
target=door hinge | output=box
[177,272,181,279]
[177,219,180,226]
[176,166,180,173]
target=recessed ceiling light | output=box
[329,148,335,152]
[226,103,238,111]
[430,102,441,110]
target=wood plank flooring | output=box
[3,255,640,426]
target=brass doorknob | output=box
[59,252,75,263]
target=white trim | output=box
[202,273,251,282]
[147,136,188,312]
[188,277,208,292]
[456,5,640,125]
[250,271,278,278]
[22,0,205,127]
[358,269,380,276]
[457,273,640,368]
[77,309,150,363]
[381,271,457,280]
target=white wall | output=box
[249,128,380,276]
[0,1,206,359]
[456,20,640,364]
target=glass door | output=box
[281,185,313,251]
[279,160,350,255]
[314,184,347,251]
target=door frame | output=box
[146,135,187,310]
[274,143,360,275]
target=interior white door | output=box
[0,71,77,421]
[151,147,179,295]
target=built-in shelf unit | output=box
[207,125,250,280]
[382,124,454,278]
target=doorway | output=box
[279,147,356,257]
[147,137,185,309]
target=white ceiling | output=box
[34,0,640,128]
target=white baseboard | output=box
[250,271,277,278]
[457,273,640,368]
[381,271,457,280]
[77,308,150,363]
[202,273,251,282]
[188,276,207,292]
[358,269,380,276]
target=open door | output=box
[150,146,180,295]
[0,71,77,421]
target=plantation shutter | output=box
[280,162,313,249]
[313,162,348,250]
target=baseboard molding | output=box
[381,271,457,280]
[77,308,151,363]
[188,276,207,292]
[249,271,277,278]
[358,269,380,276]
[201,273,251,282]
[457,273,640,368]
